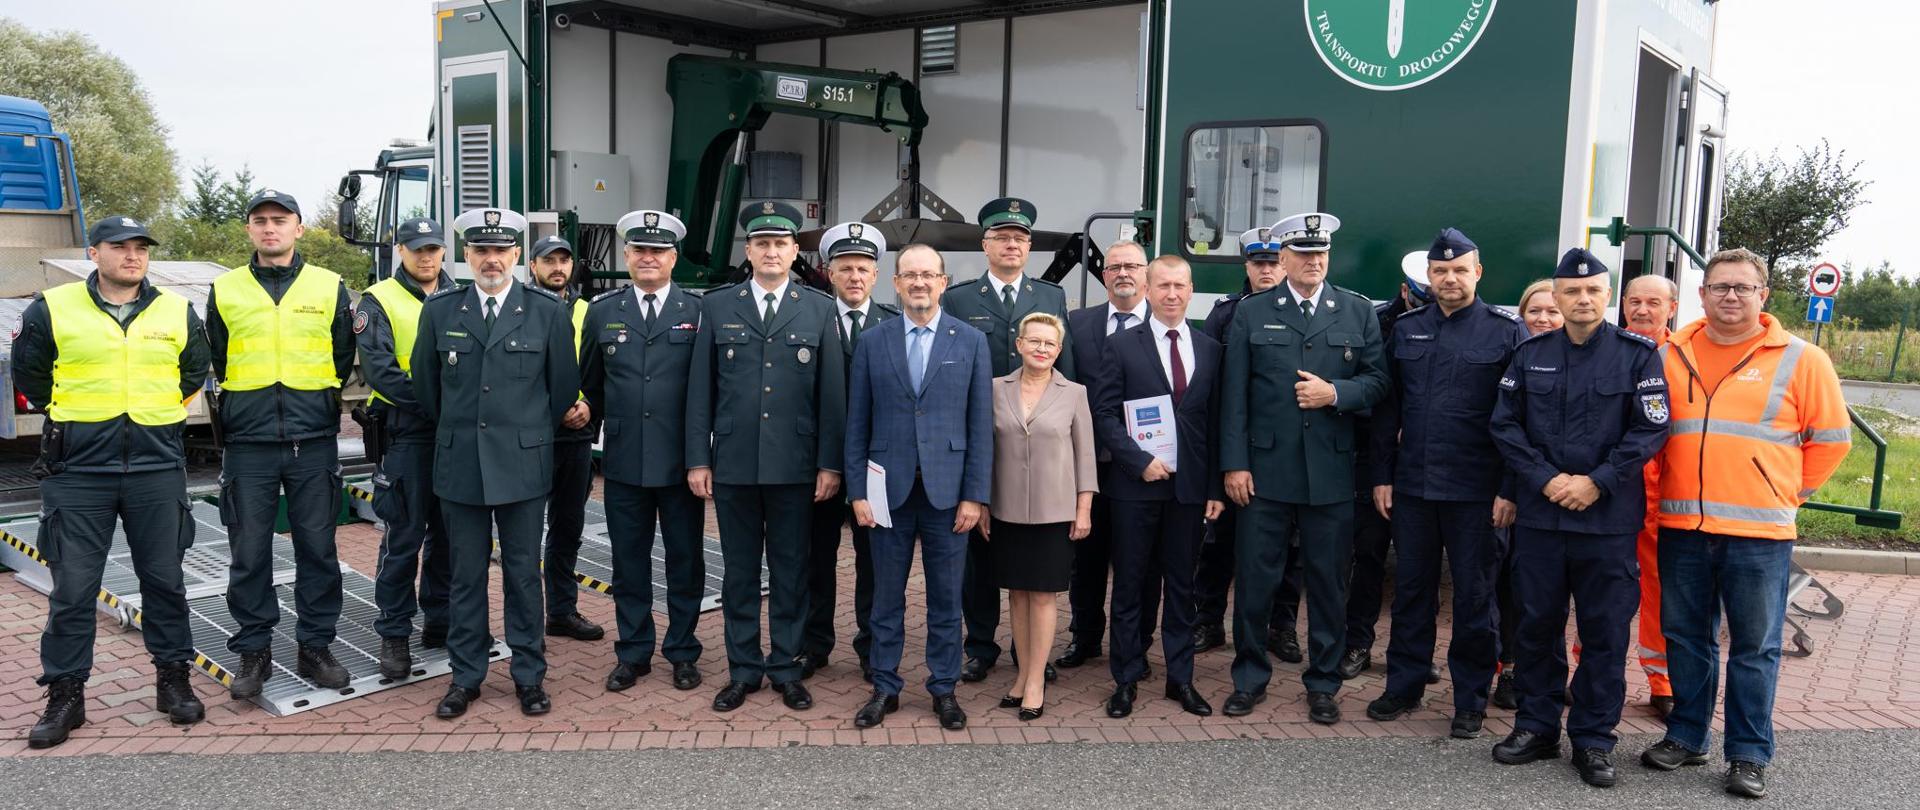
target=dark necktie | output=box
[1111,311,1133,334]
[643,292,658,330]
[485,296,498,327]
[847,310,864,348]
[1167,329,1187,405]
[1001,284,1016,313]
[762,292,777,327]
[1301,299,1314,320]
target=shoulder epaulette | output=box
[797,284,834,301]
[426,285,465,301]
[523,285,561,302]
[876,302,901,315]
[1617,328,1659,348]
[1029,277,1063,291]
[1212,293,1243,307]
[1485,302,1522,321]
[590,287,627,303]
[1518,329,1557,347]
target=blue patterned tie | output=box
[908,325,930,392]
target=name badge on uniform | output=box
[797,347,812,364]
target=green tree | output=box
[180,161,227,222]
[1719,140,1870,299]
[0,18,178,222]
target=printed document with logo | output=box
[1124,395,1178,472]
[865,461,893,528]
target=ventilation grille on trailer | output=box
[457,124,493,213]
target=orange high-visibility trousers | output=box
[1635,520,1671,697]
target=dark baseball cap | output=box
[531,235,573,259]
[244,189,301,220]
[87,215,158,247]
[395,217,447,249]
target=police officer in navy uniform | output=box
[941,197,1073,682]
[584,210,708,693]
[16,217,211,748]
[1194,227,1296,658]
[1488,249,1670,788]
[526,234,605,644]
[803,221,900,683]
[1366,228,1531,738]
[356,217,456,680]
[413,208,582,719]
[687,201,846,714]
[207,189,355,700]
[1218,213,1389,724]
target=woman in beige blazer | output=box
[983,312,1097,720]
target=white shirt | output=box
[750,276,790,317]
[633,282,673,318]
[836,296,872,336]
[1151,316,1195,393]
[1105,299,1148,335]
[1285,281,1325,314]
[988,273,1023,308]
[476,285,511,318]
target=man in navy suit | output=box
[845,244,994,732]
[1092,256,1224,719]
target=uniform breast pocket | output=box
[1249,329,1296,369]
[437,334,476,376]
[1325,332,1363,373]
[504,336,544,378]
[1461,348,1511,408]
[667,328,695,344]
[1526,373,1561,423]
[786,331,821,372]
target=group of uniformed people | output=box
[17,188,1849,800]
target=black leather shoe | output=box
[435,685,481,719]
[1106,683,1138,718]
[933,693,967,730]
[1221,690,1266,717]
[1725,762,1767,799]
[229,650,273,699]
[1337,648,1372,680]
[1451,710,1486,739]
[777,681,813,711]
[712,680,760,712]
[1650,695,1676,720]
[1492,729,1562,764]
[1308,691,1341,725]
[1270,627,1303,664]
[1491,669,1518,710]
[1366,692,1421,721]
[378,636,413,681]
[1045,662,1058,683]
[546,612,605,641]
[154,661,204,725]
[1427,664,1443,685]
[605,661,650,692]
[28,677,85,749]
[1575,747,1617,788]
[1193,623,1226,653]
[1055,641,1100,668]
[516,683,551,715]
[671,661,702,691]
[1167,683,1213,717]
[297,644,350,689]
[421,624,449,649]
[853,691,898,728]
[1640,739,1708,771]
[960,657,992,682]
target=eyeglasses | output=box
[895,272,945,283]
[1017,337,1060,350]
[1106,262,1147,273]
[1704,283,1764,299]
[985,235,1031,246]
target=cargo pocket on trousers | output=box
[216,476,239,529]
[371,472,407,528]
[331,465,346,520]
[177,498,197,554]
[36,508,61,564]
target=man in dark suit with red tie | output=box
[1091,255,1224,719]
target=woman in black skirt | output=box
[983,313,1097,720]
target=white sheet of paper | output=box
[865,460,893,528]
[1124,394,1179,472]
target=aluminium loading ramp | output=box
[0,500,508,716]
[347,479,749,612]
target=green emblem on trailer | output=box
[1304,0,1497,91]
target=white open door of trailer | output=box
[438,52,512,280]
[1673,68,1729,326]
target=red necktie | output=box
[1167,329,1187,405]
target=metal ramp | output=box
[348,480,745,612]
[0,501,507,716]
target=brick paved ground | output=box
[2,501,1917,758]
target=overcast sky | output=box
[4,0,1913,276]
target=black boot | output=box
[378,637,413,681]
[28,677,86,749]
[229,650,273,699]
[154,661,205,725]
[298,644,350,689]
[1491,668,1518,710]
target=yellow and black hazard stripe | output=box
[192,651,235,686]
[574,571,613,594]
[347,484,374,503]
[1,529,47,565]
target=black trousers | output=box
[606,479,707,666]
[1383,494,1501,712]
[1230,497,1353,696]
[38,469,194,683]
[1107,498,1203,686]
[220,438,342,653]
[1496,526,1518,666]
[543,439,594,620]
[961,527,1002,663]
[371,441,451,639]
[1344,492,1393,652]
[443,497,546,689]
[1066,491,1159,653]
[804,499,875,663]
[713,482,811,686]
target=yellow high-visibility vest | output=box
[45,282,191,425]
[213,264,342,391]
[363,277,426,405]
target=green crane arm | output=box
[663,54,928,286]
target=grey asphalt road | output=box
[1844,382,1920,418]
[3,729,1913,809]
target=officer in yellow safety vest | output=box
[12,216,211,748]
[525,234,603,643]
[206,189,357,702]
[354,217,456,680]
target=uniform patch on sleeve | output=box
[352,308,369,334]
[1499,376,1517,390]
[1637,376,1665,390]
[1640,393,1670,425]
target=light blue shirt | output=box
[904,310,939,391]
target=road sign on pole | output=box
[1807,296,1835,323]
[1809,262,1842,297]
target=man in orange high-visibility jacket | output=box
[1622,275,1680,717]
[1637,248,1850,801]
